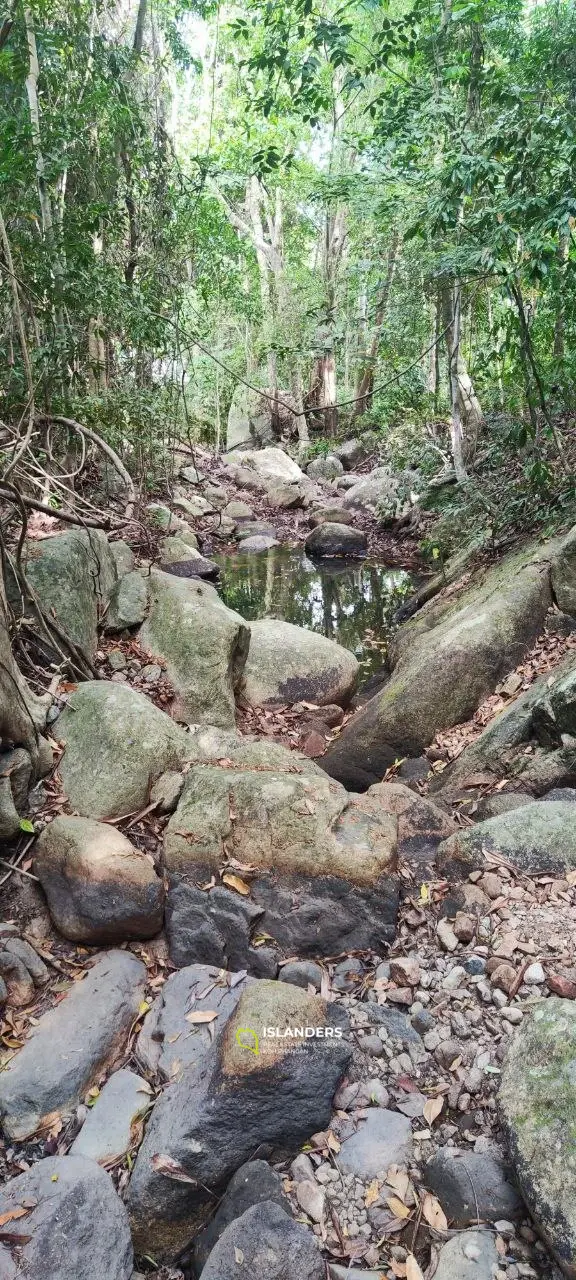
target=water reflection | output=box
[215,544,412,682]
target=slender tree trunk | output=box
[23,6,65,336]
[442,281,483,474]
[353,230,400,419]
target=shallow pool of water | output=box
[215,543,412,683]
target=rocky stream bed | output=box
[2,437,576,1280]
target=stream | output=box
[215,542,412,683]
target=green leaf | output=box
[19,819,35,834]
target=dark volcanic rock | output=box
[161,556,220,581]
[193,1161,290,1273]
[136,963,249,1081]
[424,1148,523,1227]
[0,1155,133,1280]
[199,1201,324,1280]
[127,979,351,1260]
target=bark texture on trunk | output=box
[442,282,483,476]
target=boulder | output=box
[33,815,164,943]
[226,385,301,452]
[228,447,303,484]
[267,482,306,509]
[162,733,399,961]
[136,963,249,1081]
[309,506,354,527]
[432,1230,499,1280]
[239,535,280,552]
[550,524,576,616]
[532,665,576,746]
[127,979,351,1259]
[242,618,359,708]
[109,539,134,577]
[334,438,371,470]
[16,529,116,656]
[424,1148,522,1227]
[138,569,250,727]
[159,533,200,562]
[104,571,148,632]
[199,1201,324,1280]
[305,523,367,558]
[340,467,405,516]
[0,1155,133,1280]
[174,493,215,518]
[322,552,552,790]
[58,681,190,820]
[437,801,576,879]
[70,1068,151,1163]
[0,950,146,1140]
[358,780,456,862]
[306,454,343,481]
[224,499,254,519]
[193,1162,290,1274]
[161,556,220,581]
[236,520,278,541]
[499,998,576,1275]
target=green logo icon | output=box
[236,1027,259,1055]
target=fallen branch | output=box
[36,414,136,519]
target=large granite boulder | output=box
[138,570,249,727]
[322,549,552,790]
[437,801,576,879]
[199,1201,325,1280]
[242,618,359,708]
[306,454,343,481]
[162,731,399,963]
[57,681,190,820]
[0,950,145,1140]
[127,979,351,1259]
[0,1155,133,1280]
[334,438,372,470]
[33,815,164,943]
[305,523,367,558]
[226,446,303,484]
[340,466,408,516]
[499,998,576,1276]
[15,528,116,656]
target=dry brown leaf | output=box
[422,1192,448,1232]
[386,1195,411,1220]
[0,1208,29,1228]
[364,1178,380,1208]
[406,1254,424,1280]
[221,872,251,896]
[185,1010,218,1025]
[327,1130,340,1153]
[423,1096,444,1126]
[386,1168,410,1200]
[390,1263,407,1279]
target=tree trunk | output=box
[353,230,400,419]
[23,6,65,333]
[442,281,483,474]
[0,556,48,766]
